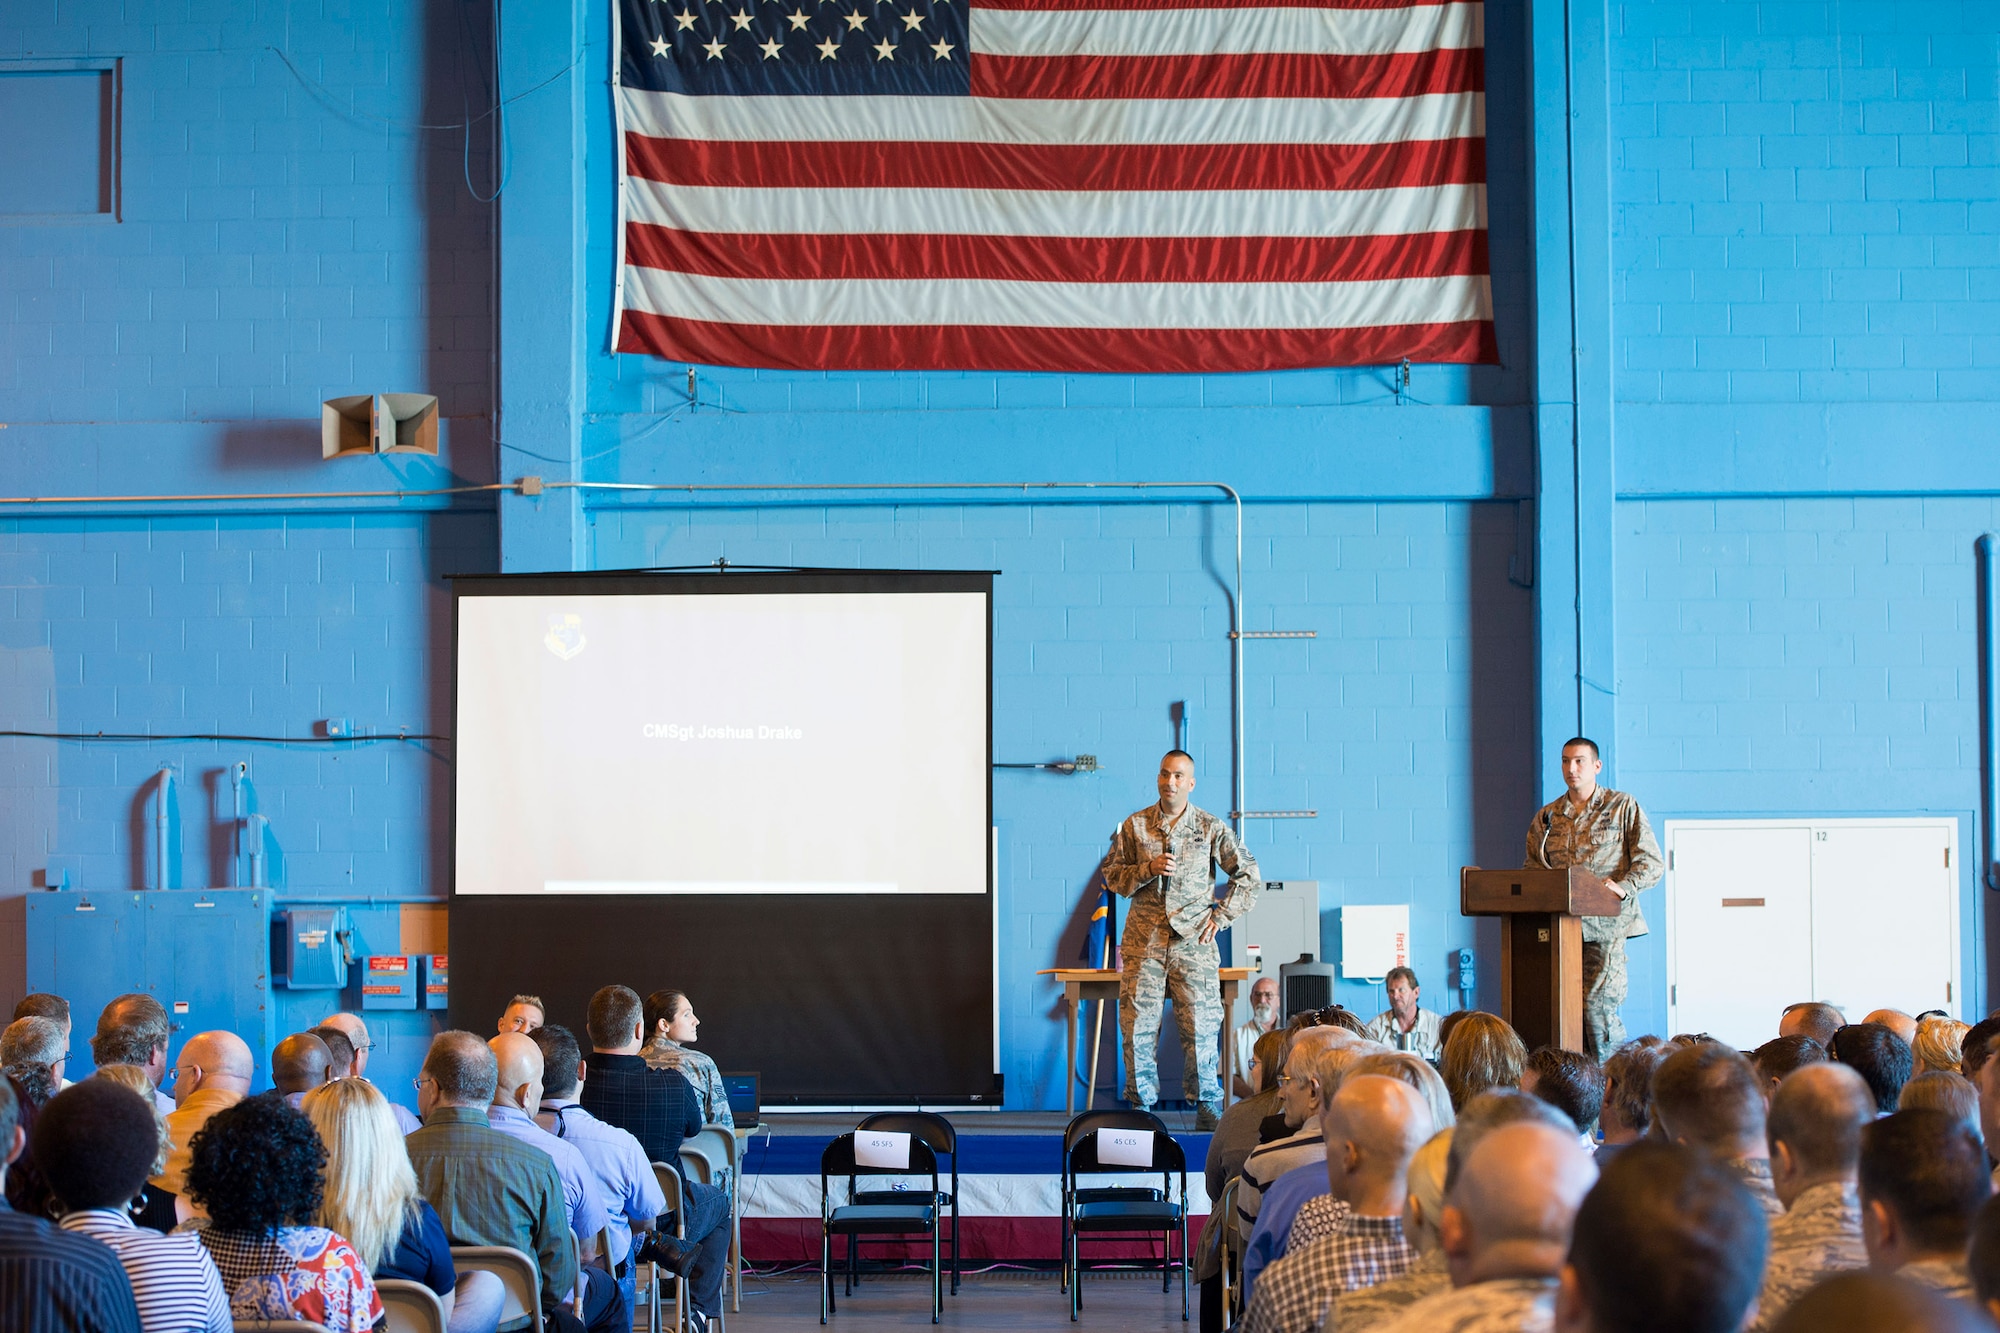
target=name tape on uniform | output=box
[855,1130,912,1170]
[1097,1128,1154,1168]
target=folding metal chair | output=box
[1063,1125,1189,1322]
[820,1131,942,1325]
[856,1111,961,1296]
[1059,1108,1169,1294]
[450,1244,542,1333]
[376,1278,448,1333]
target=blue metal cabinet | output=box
[25,893,147,1080]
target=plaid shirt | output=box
[1239,1213,1415,1333]
[580,1052,702,1183]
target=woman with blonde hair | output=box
[301,1078,503,1333]
[1439,1012,1527,1112]
[1912,1017,1971,1077]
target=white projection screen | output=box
[449,570,998,1106]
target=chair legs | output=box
[820,1227,834,1324]
[931,1220,942,1324]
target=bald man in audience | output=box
[1866,1009,1920,1048]
[308,1025,355,1079]
[319,1011,420,1132]
[270,1032,334,1109]
[1860,1107,1990,1302]
[1651,1041,1784,1217]
[1237,1075,1432,1333]
[1749,1063,1880,1331]
[1370,1121,1599,1333]
[1781,1002,1846,1049]
[1771,1272,1992,1333]
[153,1030,252,1196]
[486,1033,610,1270]
[1556,1142,1768,1333]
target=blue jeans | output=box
[661,1177,731,1317]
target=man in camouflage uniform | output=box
[1749,1064,1876,1332]
[1521,737,1662,1059]
[1101,749,1259,1130]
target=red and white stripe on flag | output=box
[612,0,1495,372]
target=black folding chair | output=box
[856,1111,961,1295]
[1059,1109,1168,1294]
[1063,1124,1188,1322]
[820,1131,942,1325]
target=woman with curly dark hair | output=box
[182,1094,382,1331]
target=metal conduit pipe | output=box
[154,764,175,891]
[558,479,1250,833]
[1979,534,2000,891]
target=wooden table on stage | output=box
[1041,967,1254,1117]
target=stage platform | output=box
[738,1109,1218,1264]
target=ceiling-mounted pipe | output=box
[1979,535,2000,891]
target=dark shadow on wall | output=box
[1464,501,1538,1013]
[419,0,499,439]
[217,422,322,472]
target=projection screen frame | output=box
[447,567,999,1106]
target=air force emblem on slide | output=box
[543,613,586,661]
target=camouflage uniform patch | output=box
[1326,1251,1452,1333]
[1367,1276,1558,1333]
[1102,802,1259,1109]
[1523,785,1662,1059]
[1747,1181,1866,1333]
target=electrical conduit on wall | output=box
[1979,535,2000,892]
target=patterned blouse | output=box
[642,1037,734,1128]
[188,1224,382,1333]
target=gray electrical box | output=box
[1227,880,1320,1027]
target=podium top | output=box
[1460,867,1624,918]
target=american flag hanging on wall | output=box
[610,0,1495,373]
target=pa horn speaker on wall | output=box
[321,394,441,459]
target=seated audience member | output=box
[271,1033,335,1109]
[1209,1028,1289,1202]
[1362,967,1445,1062]
[1833,1021,1915,1114]
[308,1026,356,1080]
[1238,1031,1354,1232]
[405,1032,577,1318]
[1962,1015,2000,1082]
[1899,1071,1982,1137]
[1858,1107,1989,1301]
[641,990,733,1128]
[2,1016,67,1086]
[4,1069,56,1219]
[1435,1010,1474,1060]
[1651,1041,1784,1217]
[1595,1039,1668,1163]
[498,995,545,1036]
[1866,1009,1921,1048]
[302,1077,504,1333]
[1351,1051,1456,1135]
[1781,1002,1847,1048]
[486,1030,627,1333]
[535,1024,669,1327]
[1234,976,1283,1099]
[1968,1194,2000,1325]
[0,1078,143,1328]
[1439,1013,1527,1113]
[1749,1063,1879,1332]
[1325,1129,1456,1332]
[1371,1121,1598,1333]
[153,1031,254,1202]
[182,1095,381,1330]
[317,1012,420,1134]
[1556,1142,1768,1333]
[92,993,175,1114]
[1913,1019,1972,1079]
[1754,1035,1827,1098]
[14,992,72,1037]
[1772,1271,1991,1333]
[90,1064,181,1232]
[1319,1006,1370,1037]
[580,985,728,1328]
[1238,1076,1431,1333]
[1522,1048,1604,1140]
[7,1062,55,1109]
[37,1080,230,1332]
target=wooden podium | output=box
[1460,867,1624,1052]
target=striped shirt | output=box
[0,1199,142,1333]
[1238,1117,1325,1232]
[61,1209,230,1333]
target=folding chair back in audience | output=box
[650,1160,693,1333]
[856,1111,960,1296]
[1215,1176,1245,1322]
[1059,1108,1169,1294]
[692,1122,744,1312]
[450,1245,541,1333]
[376,1278,448,1333]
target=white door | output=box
[1668,825,1816,1050]
[1809,824,1956,1018]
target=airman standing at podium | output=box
[1102,749,1260,1130]
[1523,737,1663,1058]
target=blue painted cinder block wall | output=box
[1,0,1995,1105]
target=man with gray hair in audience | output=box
[1749,1062,1879,1331]
[1651,1041,1784,1218]
[1780,1002,1846,1049]
[1237,1030,1358,1233]
[11,995,71,1089]
[1371,1119,1599,1333]
[91,993,174,1114]
[1,1016,67,1087]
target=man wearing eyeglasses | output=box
[1101,749,1261,1132]
[151,1030,253,1197]
[320,1011,421,1133]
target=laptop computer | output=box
[722,1072,761,1128]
